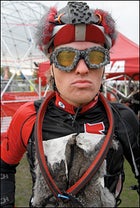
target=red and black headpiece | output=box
[35,2,117,54]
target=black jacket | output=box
[1,94,139,207]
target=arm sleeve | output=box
[0,101,36,207]
[114,103,140,179]
[1,101,36,164]
[0,159,17,207]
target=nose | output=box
[75,59,89,75]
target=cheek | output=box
[54,72,69,90]
[92,69,104,82]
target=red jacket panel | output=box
[1,102,36,164]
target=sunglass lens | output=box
[89,50,105,65]
[57,51,76,67]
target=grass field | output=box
[15,154,139,207]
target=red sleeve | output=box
[1,102,36,165]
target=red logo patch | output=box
[84,122,105,134]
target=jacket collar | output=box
[55,92,98,114]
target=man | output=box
[1,2,139,207]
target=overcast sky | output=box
[38,1,139,45]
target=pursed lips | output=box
[71,79,93,88]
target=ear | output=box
[102,67,105,78]
[50,66,54,77]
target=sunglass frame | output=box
[50,46,110,72]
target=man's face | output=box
[51,42,105,107]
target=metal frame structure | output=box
[1,1,49,132]
[1,1,48,100]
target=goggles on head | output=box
[50,46,110,72]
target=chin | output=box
[77,92,96,102]
[64,90,97,106]
[75,96,95,106]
